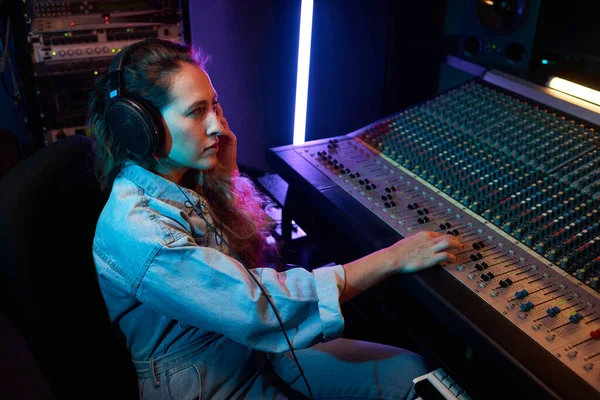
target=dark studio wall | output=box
[306,0,445,142]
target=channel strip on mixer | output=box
[285,79,600,395]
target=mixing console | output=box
[290,80,600,394]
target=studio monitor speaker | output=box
[458,0,541,76]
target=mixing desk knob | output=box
[526,236,534,246]
[568,351,578,359]
[578,269,587,280]
[590,329,600,340]
[591,277,599,289]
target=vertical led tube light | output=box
[293,0,314,145]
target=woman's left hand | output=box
[215,103,238,178]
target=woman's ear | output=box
[155,115,173,157]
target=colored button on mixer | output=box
[590,329,600,340]
[546,306,561,317]
[569,313,583,323]
[515,289,529,299]
[520,301,535,312]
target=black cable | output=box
[153,156,315,400]
[0,16,21,106]
[0,71,18,101]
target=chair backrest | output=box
[0,135,138,398]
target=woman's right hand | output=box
[384,231,464,274]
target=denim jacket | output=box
[92,162,346,398]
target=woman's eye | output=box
[191,107,205,116]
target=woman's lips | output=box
[205,143,219,152]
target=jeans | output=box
[244,338,427,399]
[135,338,427,399]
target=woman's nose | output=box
[206,111,224,136]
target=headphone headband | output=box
[108,42,141,103]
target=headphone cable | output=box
[153,156,315,400]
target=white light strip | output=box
[547,77,600,107]
[293,0,314,145]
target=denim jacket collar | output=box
[120,161,201,216]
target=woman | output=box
[89,38,463,399]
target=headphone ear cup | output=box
[107,97,164,155]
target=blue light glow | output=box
[293,0,314,145]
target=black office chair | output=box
[0,135,138,399]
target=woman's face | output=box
[159,62,223,171]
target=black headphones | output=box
[106,41,165,156]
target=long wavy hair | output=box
[88,38,271,268]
